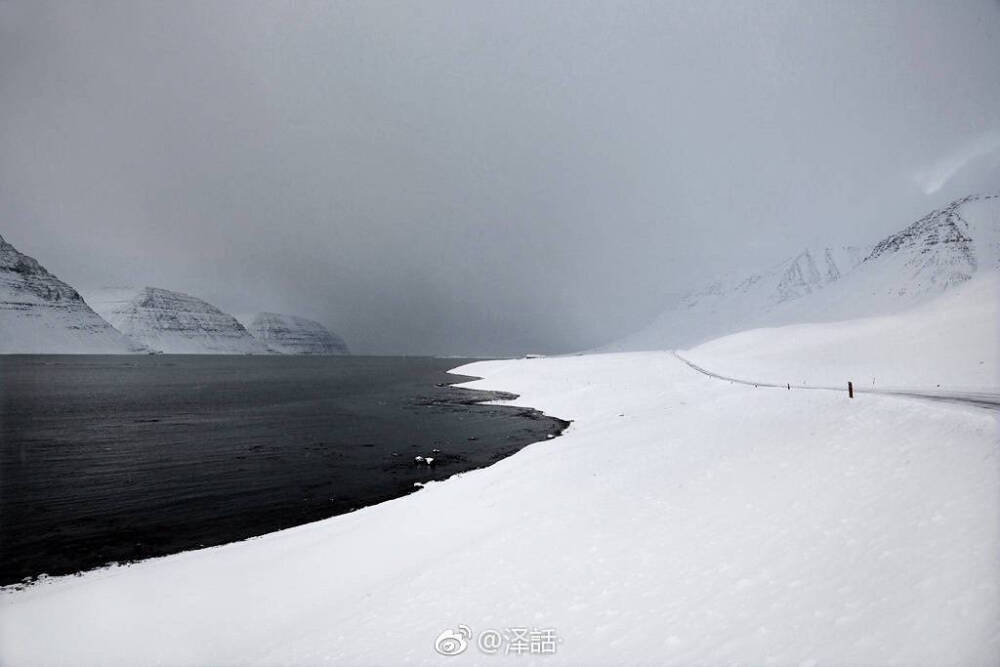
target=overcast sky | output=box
[2,1,999,355]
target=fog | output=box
[2,1,999,355]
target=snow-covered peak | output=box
[239,312,350,355]
[610,194,1000,351]
[773,246,867,302]
[865,193,1000,289]
[0,235,143,353]
[817,193,999,316]
[1,234,73,297]
[86,287,271,354]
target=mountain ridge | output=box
[239,312,350,355]
[85,286,272,355]
[610,193,1000,352]
[0,235,144,353]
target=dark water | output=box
[0,355,567,586]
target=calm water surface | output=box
[0,355,567,585]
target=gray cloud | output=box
[2,0,999,355]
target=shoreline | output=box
[2,351,995,664]
[0,355,569,587]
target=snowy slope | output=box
[2,286,997,665]
[614,193,1000,351]
[0,234,143,354]
[239,312,349,355]
[612,245,868,351]
[86,287,271,354]
[684,270,1000,392]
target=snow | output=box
[0,306,140,354]
[684,271,1000,392]
[0,234,142,354]
[0,235,345,356]
[611,194,1000,352]
[2,278,997,664]
[238,312,350,355]
[85,287,271,355]
[608,245,868,352]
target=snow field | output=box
[1,348,996,665]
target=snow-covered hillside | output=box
[1,237,349,355]
[684,271,999,392]
[611,245,868,352]
[842,194,999,301]
[2,276,996,664]
[0,235,143,354]
[613,194,1000,351]
[85,287,271,354]
[239,312,349,355]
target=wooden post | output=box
[848,381,854,398]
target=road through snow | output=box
[673,351,1000,411]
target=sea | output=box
[0,355,567,585]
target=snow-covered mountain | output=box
[609,245,869,351]
[0,234,143,353]
[612,193,1000,351]
[86,287,271,354]
[239,312,349,355]
[862,193,999,297]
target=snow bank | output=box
[2,346,997,664]
[684,271,1000,392]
